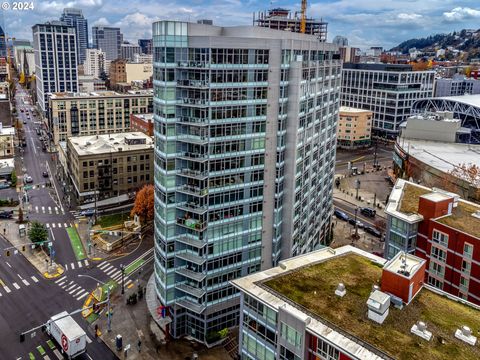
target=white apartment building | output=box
[84,48,105,78]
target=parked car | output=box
[0,181,11,189]
[334,209,349,221]
[42,171,49,178]
[349,218,364,228]
[0,211,13,219]
[24,175,33,183]
[360,207,376,218]
[80,209,96,217]
[365,226,382,238]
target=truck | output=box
[46,311,87,359]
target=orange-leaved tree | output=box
[131,184,154,224]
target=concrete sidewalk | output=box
[95,270,230,360]
[0,219,64,278]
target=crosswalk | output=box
[31,205,65,215]
[63,259,90,271]
[54,276,89,301]
[97,261,133,287]
[0,275,40,297]
[19,333,93,360]
[44,222,73,229]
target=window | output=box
[280,322,302,348]
[432,230,448,247]
[430,246,446,262]
[463,243,473,259]
[317,338,340,360]
[428,275,443,289]
[461,260,471,274]
[460,276,469,291]
[429,261,444,277]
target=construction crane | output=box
[300,0,307,34]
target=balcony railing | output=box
[176,250,207,265]
[176,283,206,298]
[177,79,209,88]
[176,298,206,314]
[176,217,207,231]
[175,267,206,282]
[178,169,208,180]
[177,152,208,162]
[177,201,208,215]
[176,235,206,248]
[177,184,208,197]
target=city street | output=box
[0,83,154,359]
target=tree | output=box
[131,184,154,224]
[10,170,17,187]
[28,221,48,245]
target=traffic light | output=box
[6,250,10,257]
[22,245,26,252]
[19,333,25,342]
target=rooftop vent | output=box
[85,141,91,146]
[367,290,390,324]
[455,326,477,346]
[397,254,410,277]
[335,283,346,297]
[411,321,432,341]
[372,284,380,293]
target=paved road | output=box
[335,144,393,170]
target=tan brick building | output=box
[337,106,373,149]
[109,59,153,88]
[130,113,153,136]
[48,90,153,145]
[66,132,153,203]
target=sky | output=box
[2,0,480,49]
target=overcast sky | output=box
[2,0,480,49]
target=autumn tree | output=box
[131,184,154,224]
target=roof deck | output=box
[263,252,480,360]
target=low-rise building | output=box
[0,125,15,158]
[133,53,152,64]
[129,113,153,136]
[232,245,480,360]
[78,75,107,93]
[48,90,153,145]
[66,132,153,203]
[434,74,480,97]
[337,106,372,149]
[109,59,153,88]
[385,178,480,305]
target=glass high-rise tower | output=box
[153,20,341,344]
[60,8,88,65]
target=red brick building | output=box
[385,179,480,305]
[130,113,153,136]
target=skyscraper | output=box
[92,26,123,61]
[120,42,141,61]
[32,21,78,117]
[153,20,340,344]
[138,39,152,55]
[60,8,88,64]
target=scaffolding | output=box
[253,8,328,42]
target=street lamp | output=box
[78,274,111,332]
[120,264,125,295]
[354,207,359,238]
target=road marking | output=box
[76,292,88,301]
[110,270,121,279]
[70,262,75,269]
[4,286,10,293]
[46,223,50,228]
[6,262,11,268]
[31,276,39,283]
[66,284,77,291]
[86,336,92,344]
[55,276,66,284]
[12,282,20,290]
[77,261,82,268]
[41,206,45,213]
[84,259,89,266]
[55,207,59,214]
[58,223,62,228]
[17,274,23,280]
[30,136,37,155]
[64,223,68,228]
[35,206,39,213]
[46,161,64,213]
[74,288,85,296]
[48,206,52,214]
[68,286,81,295]
[51,223,56,228]
[125,279,132,286]
[53,349,63,359]
[112,273,122,282]
[98,261,107,268]
[64,263,68,270]
[106,267,117,276]
[22,279,30,286]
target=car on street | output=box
[80,209,96,217]
[364,226,382,238]
[42,171,49,178]
[24,175,33,183]
[0,210,13,219]
[360,207,376,217]
[349,218,364,228]
[334,209,349,221]
[23,120,26,124]
[0,181,11,189]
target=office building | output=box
[385,179,480,306]
[0,24,6,58]
[84,48,105,78]
[434,74,480,97]
[232,245,480,360]
[153,20,340,344]
[32,22,78,117]
[138,39,152,55]
[66,132,153,203]
[254,8,328,41]
[13,43,35,77]
[120,43,141,61]
[332,35,348,46]
[60,8,88,64]
[337,106,372,149]
[341,63,434,136]
[133,53,153,64]
[339,46,357,63]
[92,26,123,61]
[78,75,106,92]
[130,113,153,136]
[48,90,153,144]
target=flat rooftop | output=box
[132,113,153,121]
[339,106,372,114]
[396,138,480,178]
[259,249,480,360]
[68,132,153,156]
[50,89,153,99]
[389,179,480,239]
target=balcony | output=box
[178,169,208,180]
[176,250,207,265]
[176,235,206,248]
[177,152,208,162]
[176,133,209,144]
[177,61,208,68]
[177,184,208,197]
[177,116,209,126]
[176,298,206,314]
[176,283,206,298]
[175,267,206,282]
[176,217,207,231]
[177,201,208,215]
[179,98,209,108]
[177,79,209,88]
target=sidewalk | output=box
[0,220,64,278]
[95,271,230,360]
